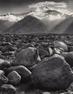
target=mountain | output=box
[41,10,67,32]
[0,8,65,34]
[2,1,72,34]
[0,14,23,33]
[0,20,15,33]
[64,19,73,34]
[4,10,68,34]
[28,2,70,34]
[51,16,73,34]
[4,15,48,34]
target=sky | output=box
[0,0,69,3]
[0,0,72,14]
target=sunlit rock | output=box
[54,41,68,53]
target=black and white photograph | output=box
[0,0,73,94]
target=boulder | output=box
[0,59,5,64]
[41,42,49,48]
[38,47,50,59]
[7,71,21,85]
[1,84,16,94]
[0,42,12,46]
[62,51,73,67]
[48,47,53,56]
[54,41,68,51]
[14,47,38,68]
[68,46,73,52]
[31,54,73,91]
[0,70,8,85]
[0,54,5,59]
[7,65,31,82]
[0,60,11,70]
[54,41,68,54]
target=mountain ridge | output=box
[4,15,48,34]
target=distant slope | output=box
[51,16,73,34]
[40,10,66,33]
[4,9,67,34]
[4,15,48,34]
[64,19,73,34]
[0,20,15,33]
[0,14,23,33]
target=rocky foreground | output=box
[0,34,73,94]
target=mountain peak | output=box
[4,15,48,34]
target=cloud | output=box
[0,0,70,4]
[0,14,24,22]
[28,1,72,20]
[0,1,72,22]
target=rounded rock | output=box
[1,84,16,94]
[0,60,11,70]
[7,65,31,82]
[38,47,50,59]
[7,71,21,85]
[31,54,73,91]
[14,47,38,68]
[0,70,8,85]
[0,59,5,64]
[62,51,73,67]
[54,41,68,52]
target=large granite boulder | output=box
[31,54,73,91]
[14,47,38,68]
